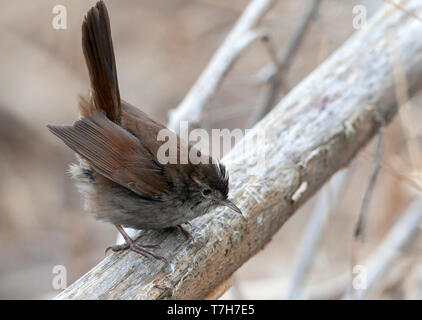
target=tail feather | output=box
[82,1,121,122]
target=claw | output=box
[107,225,166,261]
[106,241,165,261]
[105,242,129,255]
[173,224,192,240]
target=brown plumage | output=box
[81,1,120,122]
[47,1,241,260]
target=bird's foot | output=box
[173,223,192,240]
[105,239,165,261]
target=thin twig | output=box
[359,150,422,194]
[354,198,422,299]
[254,0,321,85]
[247,35,285,127]
[167,0,275,133]
[306,199,422,300]
[354,122,385,241]
[389,24,422,173]
[279,0,321,69]
[384,0,422,23]
[286,169,348,299]
[248,0,321,126]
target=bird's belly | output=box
[70,162,204,230]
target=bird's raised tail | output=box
[81,1,121,123]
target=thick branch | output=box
[55,1,422,299]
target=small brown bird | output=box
[47,1,241,260]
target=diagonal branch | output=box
[286,169,349,299]
[354,198,422,299]
[354,124,385,240]
[167,0,275,133]
[248,0,321,126]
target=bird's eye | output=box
[202,188,212,196]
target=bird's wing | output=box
[47,110,170,199]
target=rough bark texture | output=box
[55,1,422,299]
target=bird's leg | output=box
[106,225,165,261]
[172,223,192,240]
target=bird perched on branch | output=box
[47,1,241,260]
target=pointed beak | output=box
[221,199,242,215]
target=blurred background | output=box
[2,0,422,299]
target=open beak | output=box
[221,199,242,215]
